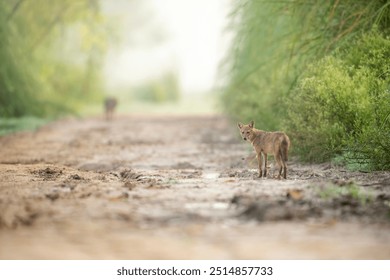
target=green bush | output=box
[221,0,390,170]
[284,31,390,169]
[221,0,390,131]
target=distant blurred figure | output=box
[104,97,117,121]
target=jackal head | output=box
[237,120,254,141]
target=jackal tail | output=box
[280,138,289,162]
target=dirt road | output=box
[0,115,389,259]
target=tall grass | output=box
[222,0,390,129]
[0,0,108,118]
[222,0,390,169]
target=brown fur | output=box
[238,120,290,179]
[104,97,117,121]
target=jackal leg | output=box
[263,153,268,177]
[257,152,263,178]
[274,153,283,179]
[282,159,287,179]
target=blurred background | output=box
[0,0,231,121]
[0,0,389,170]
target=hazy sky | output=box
[103,0,231,94]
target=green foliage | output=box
[0,117,48,135]
[222,0,390,170]
[285,31,390,169]
[132,72,181,103]
[0,0,108,118]
[222,0,390,130]
[316,183,374,206]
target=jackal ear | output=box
[237,122,243,129]
[249,120,254,128]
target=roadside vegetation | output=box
[0,1,183,134]
[221,0,390,170]
[0,0,108,118]
[0,0,109,132]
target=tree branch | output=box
[7,0,25,22]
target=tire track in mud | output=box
[0,115,389,259]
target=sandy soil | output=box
[0,115,389,259]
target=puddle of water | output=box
[185,202,229,210]
[212,202,230,210]
[202,172,220,179]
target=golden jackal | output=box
[104,97,117,121]
[238,120,290,179]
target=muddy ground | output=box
[0,115,389,259]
